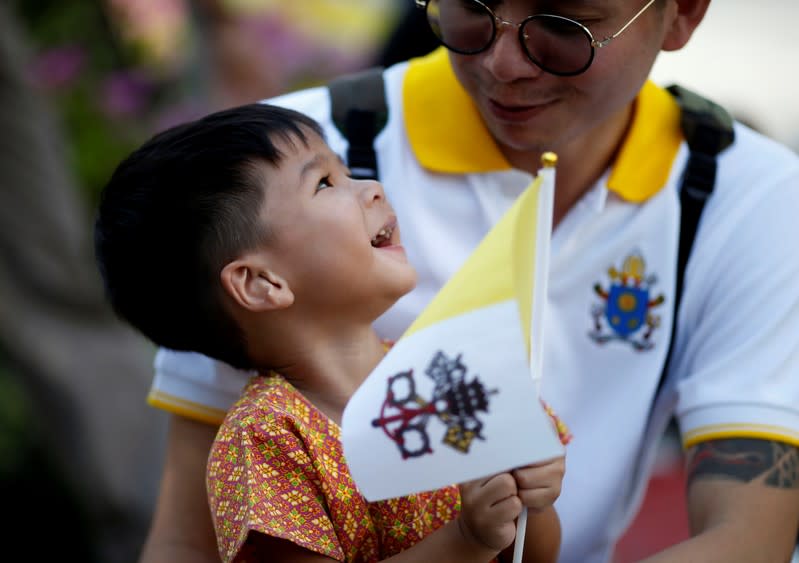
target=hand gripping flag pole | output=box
[513,151,558,563]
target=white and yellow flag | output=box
[342,157,563,502]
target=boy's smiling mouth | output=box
[370,217,397,248]
[371,221,396,248]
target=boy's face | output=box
[257,130,417,319]
[447,0,671,157]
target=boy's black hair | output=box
[94,103,324,369]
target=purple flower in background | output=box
[152,100,207,135]
[249,17,312,69]
[31,45,86,89]
[99,71,154,118]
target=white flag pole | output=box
[513,152,557,563]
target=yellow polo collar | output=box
[403,47,683,202]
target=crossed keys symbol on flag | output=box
[371,351,498,459]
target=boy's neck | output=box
[251,321,387,425]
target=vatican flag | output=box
[342,155,563,502]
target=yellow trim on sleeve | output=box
[147,390,227,425]
[683,423,799,449]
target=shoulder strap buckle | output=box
[328,67,388,180]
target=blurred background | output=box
[1,1,795,562]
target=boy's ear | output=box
[220,257,294,312]
[661,0,711,52]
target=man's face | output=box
[447,0,670,159]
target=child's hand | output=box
[458,473,523,553]
[511,456,565,512]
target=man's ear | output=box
[220,257,294,312]
[661,0,711,52]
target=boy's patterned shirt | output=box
[207,374,462,562]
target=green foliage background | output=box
[13,0,187,207]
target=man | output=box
[138,1,799,562]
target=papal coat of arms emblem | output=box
[589,253,665,350]
[371,351,497,459]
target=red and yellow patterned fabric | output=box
[207,373,462,562]
[541,400,573,446]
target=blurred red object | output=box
[614,457,690,562]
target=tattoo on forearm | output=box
[686,439,799,489]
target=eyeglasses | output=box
[416,0,656,76]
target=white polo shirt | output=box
[149,48,799,563]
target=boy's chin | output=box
[394,271,418,300]
[377,275,417,316]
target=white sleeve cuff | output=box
[147,349,252,424]
[679,403,799,448]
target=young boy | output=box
[94,103,567,563]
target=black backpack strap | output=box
[327,67,388,180]
[657,85,735,393]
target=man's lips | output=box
[488,98,556,121]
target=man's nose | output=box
[482,20,544,82]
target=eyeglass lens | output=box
[425,0,595,76]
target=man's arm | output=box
[138,414,221,563]
[641,438,799,563]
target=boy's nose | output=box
[359,179,385,206]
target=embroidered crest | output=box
[371,351,498,459]
[589,253,665,350]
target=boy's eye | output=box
[316,176,333,193]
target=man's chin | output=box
[491,130,566,166]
